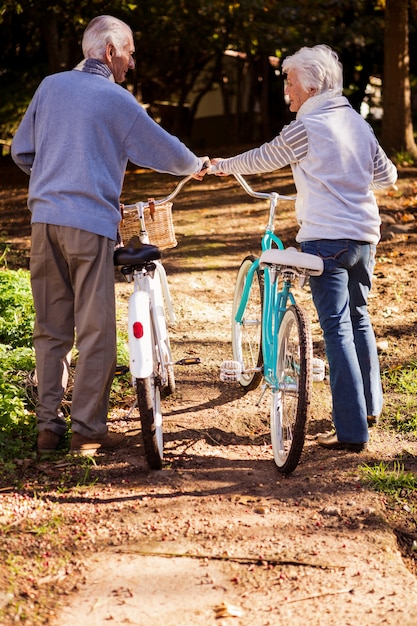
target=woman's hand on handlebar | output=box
[192,157,230,179]
[209,158,229,176]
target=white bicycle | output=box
[115,176,200,469]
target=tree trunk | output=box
[381,0,417,157]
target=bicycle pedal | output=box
[115,365,130,376]
[312,357,325,382]
[175,357,201,366]
[220,360,242,382]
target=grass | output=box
[359,356,416,539]
[0,264,133,470]
[383,360,417,394]
[362,361,417,516]
[360,461,417,512]
[361,460,416,497]
[381,360,417,433]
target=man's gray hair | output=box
[282,44,343,95]
[82,15,132,60]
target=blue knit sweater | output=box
[11,63,202,240]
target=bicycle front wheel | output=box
[160,334,175,399]
[232,255,264,391]
[136,374,163,470]
[270,304,312,474]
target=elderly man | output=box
[12,15,207,455]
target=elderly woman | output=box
[213,44,397,452]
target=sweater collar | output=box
[74,58,115,82]
[297,89,343,118]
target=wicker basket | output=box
[119,201,177,250]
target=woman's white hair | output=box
[282,44,343,95]
[82,15,132,60]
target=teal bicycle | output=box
[219,173,324,474]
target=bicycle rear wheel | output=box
[232,255,264,391]
[135,316,163,470]
[270,304,312,474]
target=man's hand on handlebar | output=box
[192,157,211,180]
[192,157,231,179]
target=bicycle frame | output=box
[234,250,297,390]
[121,191,188,382]
[128,263,169,382]
[134,200,177,326]
[218,172,325,473]
[116,173,202,469]
[231,174,296,391]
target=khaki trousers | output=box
[30,224,116,438]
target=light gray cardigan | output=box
[217,92,398,244]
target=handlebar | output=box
[232,173,296,203]
[123,157,210,209]
[122,174,194,210]
[122,166,296,211]
[207,164,296,203]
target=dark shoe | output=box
[317,432,368,452]
[70,432,126,456]
[37,430,61,453]
[367,415,379,427]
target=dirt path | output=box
[1,163,417,625]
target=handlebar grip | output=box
[206,163,219,175]
[199,156,210,170]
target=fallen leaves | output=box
[214,601,244,619]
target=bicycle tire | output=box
[160,335,175,399]
[136,374,163,470]
[154,267,175,399]
[270,304,312,474]
[231,255,264,391]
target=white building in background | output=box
[360,76,383,120]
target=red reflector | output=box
[133,322,144,338]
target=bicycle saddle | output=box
[260,247,324,276]
[114,237,161,266]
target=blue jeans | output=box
[301,240,382,443]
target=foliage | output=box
[0,267,37,460]
[0,265,132,463]
[0,343,36,460]
[130,0,387,138]
[382,360,417,433]
[0,268,35,347]
[392,149,417,167]
[1,0,415,146]
[361,460,417,501]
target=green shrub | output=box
[0,344,36,461]
[382,360,417,433]
[0,268,36,461]
[0,268,35,347]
